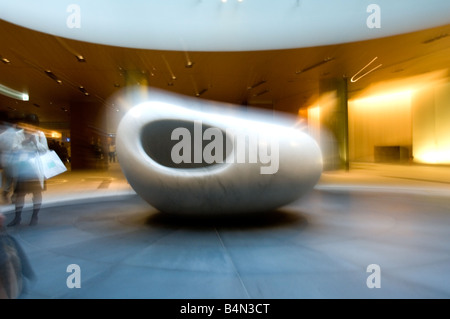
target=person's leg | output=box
[30,187,42,226]
[8,191,24,227]
[2,165,13,200]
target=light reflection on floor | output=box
[10,184,450,299]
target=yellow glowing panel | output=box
[308,106,321,121]
[350,90,413,106]
[351,70,448,101]
[348,89,413,162]
[307,106,321,142]
[415,150,450,164]
[412,78,450,164]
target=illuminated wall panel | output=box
[307,106,321,143]
[348,91,412,162]
[412,80,450,164]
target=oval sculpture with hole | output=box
[116,88,323,216]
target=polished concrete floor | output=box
[4,171,450,299]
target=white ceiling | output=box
[0,4,449,130]
[1,0,450,51]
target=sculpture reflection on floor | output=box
[116,88,323,215]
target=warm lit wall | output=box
[348,91,412,162]
[412,79,450,164]
[285,72,450,165]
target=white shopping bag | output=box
[39,150,67,179]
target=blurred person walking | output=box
[0,213,36,298]
[0,112,21,203]
[7,114,49,227]
[108,142,116,163]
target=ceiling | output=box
[0,18,449,131]
[2,0,450,52]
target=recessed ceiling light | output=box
[195,88,208,97]
[45,70,63,84]
[76,55,86,62]
[79,86,89,95]
[1,57,11,64]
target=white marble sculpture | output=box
[116,88,323,215]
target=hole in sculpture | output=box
[141,120,232,169]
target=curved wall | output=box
[1,0,449,51]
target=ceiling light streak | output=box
[162,55,176,80]
[184,51,194,68]
[9,49,102,104]
[55,36,86,62]
[295,57,334,74]
[190,75,199,96]
[422,33,449,44]
[11,49,43,71]
[247,80,266,90]
[0,83,29,101]
[253,89,269,97]
[350,57,382,83]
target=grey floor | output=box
[8,188,450,299]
